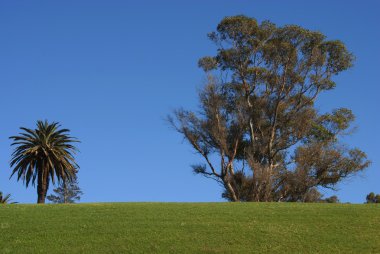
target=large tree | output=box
[9,120,79,204]
[170,16,370,202]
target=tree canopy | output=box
[170,16,370,202]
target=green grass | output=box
[0,203,379,253]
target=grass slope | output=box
[0,203,379,253]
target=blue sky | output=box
[0,1,379,203]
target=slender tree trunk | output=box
[224,178,239,202]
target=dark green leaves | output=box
[9,120,80,188]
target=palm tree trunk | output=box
[63,181,67,204]
[37,169,48,204]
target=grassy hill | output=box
[0,203,379,253]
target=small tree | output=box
[0,191,16,204]
[366,192,380,203]
[47,177,83,204]
[324,195,339,203]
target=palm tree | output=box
[9,120,79,204]
[0,191,16,204]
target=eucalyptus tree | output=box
[170,16,370,202]
[9,120,79,204]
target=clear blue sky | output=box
[0,1,379,203]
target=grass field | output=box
[0,203,379,253]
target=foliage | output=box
[324,195,339,203]
[47,177,83,204]
[9,120,79,203]
[366,192,380,203]
[0,191,16,204]
[170,16,370,202]
[279,188,340,203]
[302,188,323,202]
[0,203,379,253]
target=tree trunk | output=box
[225,179,239,202]
[63,181,67,204]
[37,169,48,204]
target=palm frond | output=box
[0,191,17,204]
[9,120,80,189]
